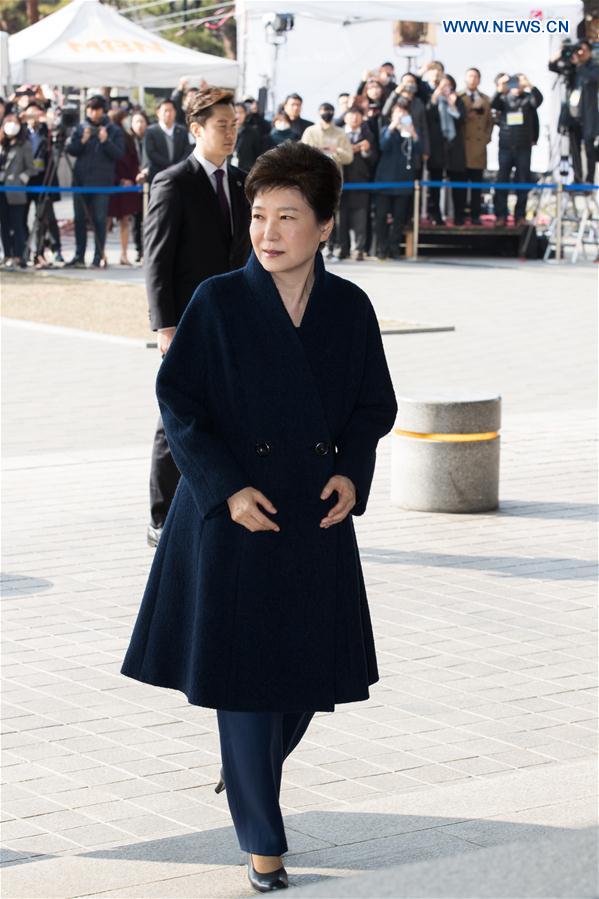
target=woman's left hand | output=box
[319,476,356,528]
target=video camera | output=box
[557,38,585,65]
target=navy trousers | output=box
[216,709,315,856]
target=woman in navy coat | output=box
[121,140,397,891]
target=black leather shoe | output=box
[214,766,225,794]
[247,854,288,892]
[147,524,162,548]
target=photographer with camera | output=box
[23,102,64,267]
[65,94,125,268]
[491,73,543,226]
[549,40,598,184]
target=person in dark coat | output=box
[374,103,421,259]
[382,72,430,176]
[144,86,251,549]
[143,99,192,186]
[425,75,467,225]
[549,40,598,184]
[233,102,264,171]
[281,92,313,138]
[65,95,125,268]
[491,73,543,225]
[338,106,378,260]
[107,109,142,266]
[269,111,297,146]
[22,102,63,266]
[0,112,36,268]
[130,110,148,263]
[120,140,398,892]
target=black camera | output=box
[58,105,80,129]
[559,38,582,64]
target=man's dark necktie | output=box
[214,168,232,239]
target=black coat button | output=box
[314,442,330,456]
[255,442,271,457]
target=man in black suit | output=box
[282,93,313,139]
[143,98,192,185]
[145,86,252,547]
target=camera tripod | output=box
[28,128,105,268]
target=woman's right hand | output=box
[227,488,280,532]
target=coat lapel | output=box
[241,250,332,438]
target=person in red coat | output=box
[107,109,142,265]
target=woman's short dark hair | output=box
[245,140,342,223]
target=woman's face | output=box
[250,186,333,275]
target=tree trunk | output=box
[27,0,39,25]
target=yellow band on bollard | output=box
[394,428,499,442]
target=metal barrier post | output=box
[143,181,149,220]
[555,182,563,262]
[412,180,420,260]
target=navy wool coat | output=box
[120,250,397,712]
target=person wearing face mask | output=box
[269,112,296,146]
[301,103,353,259]
[22,102,63,267]
[0,113,36,268]
[301,104,353,169]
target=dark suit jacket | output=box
[143,123,192,184]
[144,153,252,331]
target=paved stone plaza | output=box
[1,257,597,898]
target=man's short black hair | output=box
[157,98,176,111]
[319,102,334,111]
[284,92,303,103]
[338,92,350,99]
[466,67,481,77]
[245,140,342,224]
[86,94,107,111]
[381,61,394,68]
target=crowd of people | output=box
[0,44,597,268]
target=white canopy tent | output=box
[7,0,239,89]
[236,0,583,171]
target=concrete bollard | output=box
[391,391,501,512]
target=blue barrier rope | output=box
[343,180,599,191]
[0,185,142,193]
[0,181,596,194]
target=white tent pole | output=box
[139,85,145,107]
[236,0,248,99]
